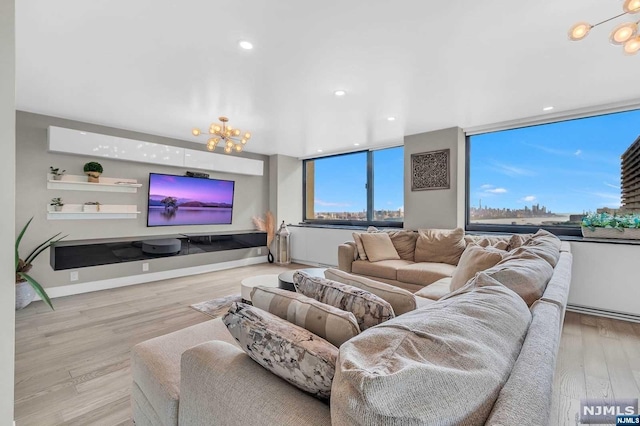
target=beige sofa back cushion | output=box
[251,286,360,347]
[387,230,418,261]
[324,268,417,315]
[450,244,506,291]
[359,232,400,262]
[523,229,562,267]
[414,228,466,265]
[331,272,532,425]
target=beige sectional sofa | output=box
[132,231,572,425]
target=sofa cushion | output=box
[396,262,456,286]
[222,302,338,400]
[484,249,554,306]
[507,233,531,250]
[522,229,562,267]
[352,259,413,281]
[324,268,417,315]
[413,277,452,301]
[450,244,506,291]
[415,228,466,265]
[359,232,400,262]
[330,272,532,425]
[387,230,418,261]
[464,235,510,250]
[352,233,368,261]
[250,286,360,347]
[293,271,395,330]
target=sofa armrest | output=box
[179,341,331,426]
[338,242,356,273]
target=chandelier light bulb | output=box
[224,146,232,153]
[191,116,251,154]
[623,35,640,54]
[234,129,241,136]
[235,144,243,152]
[241,139,247,144]
[610,22,638,45]
[244,132,251,139]
[624,0,640,14]
[192,128,201,136]
[568,22,592,41]
[226,140,234,148]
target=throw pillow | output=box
[359,232,400,262]
[387,230,418,261]
[324,268,417,315]
[522,229,561,267]
[293,271,395,330]
[250,286,360,347]
[414,228,466,265]
[450,244,506,291]
[222,302,338,400]
[352,232,367,261]
[331,272,531,425]
[507,233,531,251]
[484,248,554,306]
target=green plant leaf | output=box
[18,272,54,310]
[15,217,34,271]
[23,233,66,266]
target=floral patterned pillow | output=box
[222,302,337,400]
[293,271,395,330]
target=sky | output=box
[312,109,640,215]
[148,174,234,203]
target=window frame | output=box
[302,147,404,228]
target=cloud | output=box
[480,184,494,189]
[491,162,535,177]
[603,181,620,189]
[520,195,537,202]
[574,149,582,156]
[486,187,507,194]
[314,199,351,207]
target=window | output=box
[304,146,404,226]
[467,108,640,236]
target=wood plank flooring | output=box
[14,266,640,425]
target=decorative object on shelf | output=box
[15,217,64,310]
[191,116,252,154]
[275,221,291,265]
[568,0,640,55]
[49,166,66,180]
[83,161,103,183]
[83,201,101,212]
[252,211,276,263]
[50,197,64,212]
[411,148,450,191]
[581,212,640,239]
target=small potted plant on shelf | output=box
[50,197,64,212]
[49,166,66,180]
[83,201,101,212]
[581,212,640,240]
[15,217,65,310]
[83,161,103,183]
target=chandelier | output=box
[191,116,252,154]
[569,0,640,55]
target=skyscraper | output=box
[621,136,640,212]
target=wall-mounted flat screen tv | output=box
[147,173,235,227]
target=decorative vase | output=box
[86,172,101,183]
[16,281,35,310]
[581,227,640,240]
[83,204,100,212]
[54,205,63,212]
[52,175,62,181]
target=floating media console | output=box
[50,231,267,270]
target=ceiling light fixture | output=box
[239,41,253,50]
[191,116,251,154]
[317,149,323,153]
[569,0,640,55]
[387,117,396,121]
[543,106,554,111]
[334,90,346,97]
[354,143,360,146]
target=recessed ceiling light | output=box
[354,143,360,146]
[387,117,396,121]
[543,106,554,111]
[317,149,323,153]
[334,90,346,97]
[80,132,87,135]
[239,41,253,50]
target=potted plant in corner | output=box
[49,166,66,180]
[581,212,640,240]
[83,161,103,183]
[50,197,64,212]
[15,217,65,310]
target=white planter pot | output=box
[16,281,35,310]
[581,227,640,240]
[83,205,100,212]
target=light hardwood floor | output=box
[14,265,640,426]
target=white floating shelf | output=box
[47,174,142,193]
[47,204,141,220]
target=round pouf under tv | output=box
[141,238,182,255]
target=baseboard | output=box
[566,304,640,323]
[36,256,268,300]
[291,259,336,268]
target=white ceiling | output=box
[15,0,640,158]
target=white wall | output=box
[0,0,15,422]
[269,154,302,226]
[290,226,352,266]
[16,112,270,289]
